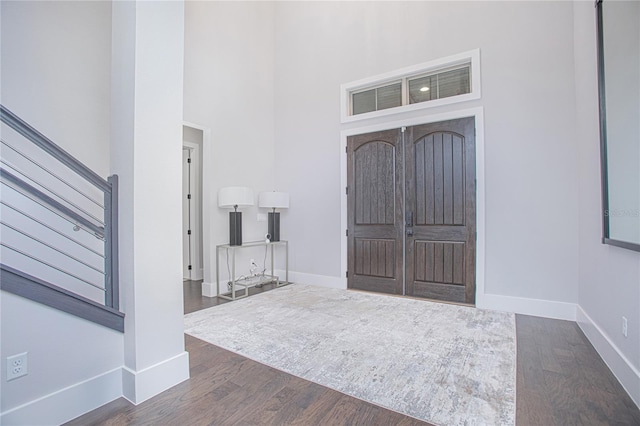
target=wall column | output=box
[111,0,189,404]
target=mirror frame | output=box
[596,0,640,252]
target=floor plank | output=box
[65,282,640,425]
[515,315,640,425]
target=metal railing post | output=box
[105,175,119,310]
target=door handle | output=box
[406,211,413,227]
[406,211,413,236]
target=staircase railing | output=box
[0,105,123,331]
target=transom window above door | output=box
[341,49,481,122]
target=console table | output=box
[215,240,289,301]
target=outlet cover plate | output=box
[7,352,28,381]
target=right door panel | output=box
[405,117,476,303]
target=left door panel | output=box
[347,129,404,295]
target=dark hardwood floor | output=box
[183,279,224,314]
[66,281,640,425]
[516,315,640,425]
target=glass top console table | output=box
[215,240,289,301]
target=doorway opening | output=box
[183,126,204,281]
[346,117,476,304]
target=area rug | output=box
[184,284,516,426]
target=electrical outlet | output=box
[622,316,628,338]
[7,352,28,381]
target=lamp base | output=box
[268,211,280,242]
[229,211,242,246]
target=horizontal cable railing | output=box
[0,105,119,312]
[1,167,105,237]
[2,157,106,225]
[0,200,104,257]
[0,139,105,209]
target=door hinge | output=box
[187,194,191,200]
[345,186,349,195]
[345,146,348,153]
[187,229,192,235]
[345,229,349,237]
[188,265,192,270]
[346,270,348,278]
[187,158,192,163]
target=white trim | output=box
[479,293,577,320]
[0,367,122,426]
[183,121,212,287]
[280,270,346,290]
[340,107,486,305]
[122,351,189,405]
[577,305,640,408]
[341,49,481,123]
[201,280,216,298]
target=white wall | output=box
[573,1,640,406]
[0,1,124,422]
[0,0,112,177]
[183,1,277,295]
[0,293,124,425]
[273,1,580,311]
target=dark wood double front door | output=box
[346,117,476,304]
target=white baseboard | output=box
[0,367,122,426]
[201,281,216,297]
[478,293,577,320]
[122,351,189,405]
[282,276,578,322]
[184,271,203,282]
[209,273,577,323]
[577,305,640,408]
[279,270,346,290]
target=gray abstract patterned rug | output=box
[184,284,516,425]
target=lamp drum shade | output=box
[258,191,289,209]
[218,187,254,208]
